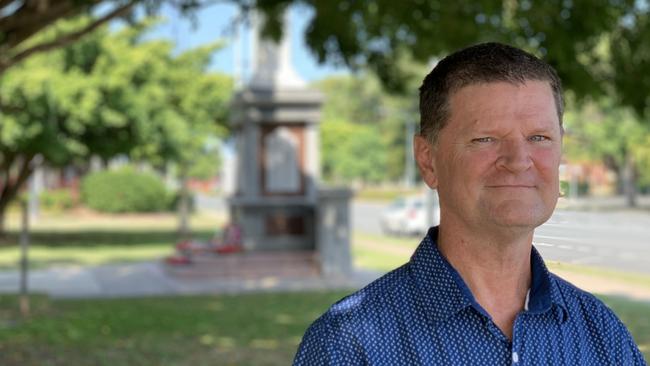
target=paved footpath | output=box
[2,195,647,300]
[1,261,649,302]
[0,261,380,299]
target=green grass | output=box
[354,231,418,248]
[0,291,647,365]
[0,291,351,366]
[547,261,650,290]
[0,244,175,270]
[353,186,421,202]
[0,211,223,270]
[0,229,215,270]
[352,231,418,271]
[353,244,409,271]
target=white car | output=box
[380,193,440,236]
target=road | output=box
[353,201,650,275]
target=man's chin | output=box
[484,202,553,229]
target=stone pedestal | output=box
[230,198,316,251]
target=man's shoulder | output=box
[549,272,631,330]
[293,266,416,365]
[549,272,611,309]
[549,272,646,364]
[314,263,413,330]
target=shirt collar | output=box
[409,226,568,326]
[530,244,569,323]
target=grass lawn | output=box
[0,211,225,270]
[0,291,647,365]
[353,186,423,202]
[0,291,351,366]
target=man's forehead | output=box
[444,80,560,131]
[448,79,553,98]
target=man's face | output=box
[417,80,562,232]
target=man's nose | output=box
[496,139,533,173]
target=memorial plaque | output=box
[260,125,305,195]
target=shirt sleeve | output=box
[619,326,647,365]
[602,305,648,366]
[628,337,647,366]
[293,315,367,366]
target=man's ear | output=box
[414,134,438,189]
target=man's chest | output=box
[354,310,613,365]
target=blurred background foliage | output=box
[2,0,650,224]
[81,167,170,213]
[0,15,232,234]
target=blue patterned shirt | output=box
[294,227,646,365]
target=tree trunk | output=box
[0,153,36,238]
[622,153,637,207]
[0,208,5,240]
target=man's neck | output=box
[436,221,533,340]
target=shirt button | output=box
[512,351,519,363]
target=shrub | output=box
[40,188,76,211]
[81,168,170,213]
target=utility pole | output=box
[404,120,416,188]
[19,199,30,317]
[178,165,190,239]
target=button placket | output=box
[511,313,525,365]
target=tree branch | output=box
[0,0,18,10]
[0,1,85,46]
[0,0,136,73]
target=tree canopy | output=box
[3,1,650,117]
[0,17,232,233]
[563,98,650,204]
[253,0,650,119]
[315,73,420,184]
[0,0,217,74]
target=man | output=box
[293,42,646,365]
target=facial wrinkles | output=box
[453,97,554,189]
[462,82,559,132]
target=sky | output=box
[150,3,348,83]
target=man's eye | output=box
[529,135,549,142]
[472,137,493,143]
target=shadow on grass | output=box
[0,292,646,365]
[0,229,215,248]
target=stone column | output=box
[317,187,353,276]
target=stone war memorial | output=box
[168,13,353,282]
